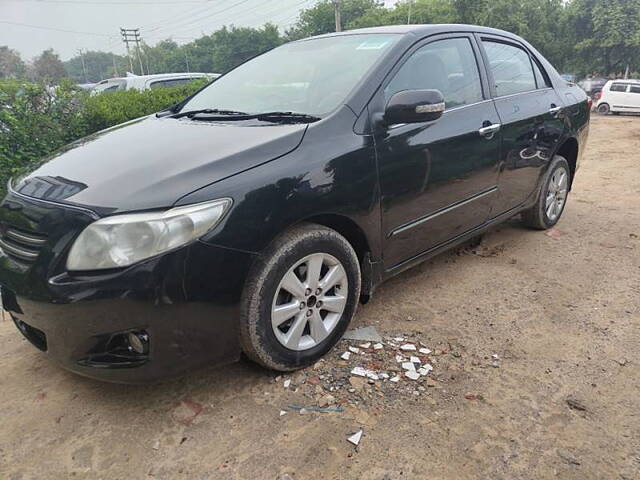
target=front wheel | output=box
[239,223,361,371]
[521,155,570,230]
[597,103,610,115]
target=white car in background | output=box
[92,72,220,94]
[595,79,640,115]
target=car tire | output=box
[521,155,571,230]
[597,103,610,115]
[239,223,361,371]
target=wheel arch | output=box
[555,137,579,189]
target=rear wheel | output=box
[240,223,361,371]
[521,155,570,230]
[597,103,610,115]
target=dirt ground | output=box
[1,115,639,480]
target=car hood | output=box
[12,116,307,214]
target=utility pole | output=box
[333,0,342,32]
[120,27,145,75]
[407,0,413,25]
[77,49,88,83]
[112,55,120,77]
[184,49,190,73]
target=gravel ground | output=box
[0,115,638,480]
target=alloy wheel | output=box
[545,166,569,222]
[271,253,348,351]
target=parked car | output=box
[561,73,577,83]
[578,77,607,99]
[595,79,640,115]
[0,24,590,382]
[91,72,219,94]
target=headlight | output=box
[66,198,232,271]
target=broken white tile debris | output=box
[405,370,420,380]
[400,344,417,351]
[390,375,401,383]
[340,352,351,361]
[279,410,287,417]
[358,342,371,349]
[347,430,363,446]
[365,372,379,381]
[395,354,404,363]
[351,366,367,377]
[417,367,430,376]
[402,362,416,371]
[348,346,360,354]
[343,326,382,342]
[410,356,421,364]
[373,343,384,350]
[380,373,390,379]
[419,348,432,355]
[492,354,500,360]
[152,440,160,450]
[393,337,405,342]
[283,379,291,388]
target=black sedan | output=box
[0,24,590,382]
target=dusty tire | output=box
[597,103,610,115]
[521,155,571,230]
[239,223,361,371]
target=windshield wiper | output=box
[186,110,320,124]
[168,108,248,119]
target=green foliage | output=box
[64,51,129,83]
[0,46,26,79]
[30,49,67,83]
[0,78,206,192]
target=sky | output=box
[0,0,400,61]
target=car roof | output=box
[607,79,640,84]
[306,23,520,40]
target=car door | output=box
[478,36,565,214]
[625,84,640,112]
[372,34,502,268]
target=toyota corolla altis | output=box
[0,25,589,382]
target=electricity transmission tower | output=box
[120,28,145,75]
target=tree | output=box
[64,51,128,83]
[0,46,26,79]
[30,49,66,83]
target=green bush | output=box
[0,78,207,193]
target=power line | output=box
[0,20,112,37]
[6,0,214,5]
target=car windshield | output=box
[179,34,399,117]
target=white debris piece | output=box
[358,342,371,349]
[402,362,416,371]
[341,352,351,361]
[283,379,291,388]
[410,356,421,364]
[390,375,401,383]
[366,372,379,381]
[393,337,405,342]
[417,367,430,376]
[351,366,367,377]
[492,353,500,360]
[419,347,432,355]
[347,430,363,446]
[395,354,404,363]
[348,346,360,354]
[373,343,384,350]
[405,370,420,380]
[279,410,287,417]
[400,344,417,351]
[152,440,160,450]
[380,373,390,379]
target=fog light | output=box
[127,331,149,354]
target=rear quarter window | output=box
[610,83,627,92]
[630,85,640,94]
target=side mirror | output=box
[384,89,445,125]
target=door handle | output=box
[478,123,501,137]
[549,105,563,116]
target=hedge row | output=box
[0,79,207,193]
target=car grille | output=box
[0,226,47,263]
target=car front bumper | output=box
[0,191,255,383]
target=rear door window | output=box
[610,83,628,92]
[629,85,640,94]
[384,37,483,109]
[149,78,195,89]
[482,40,537,96]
